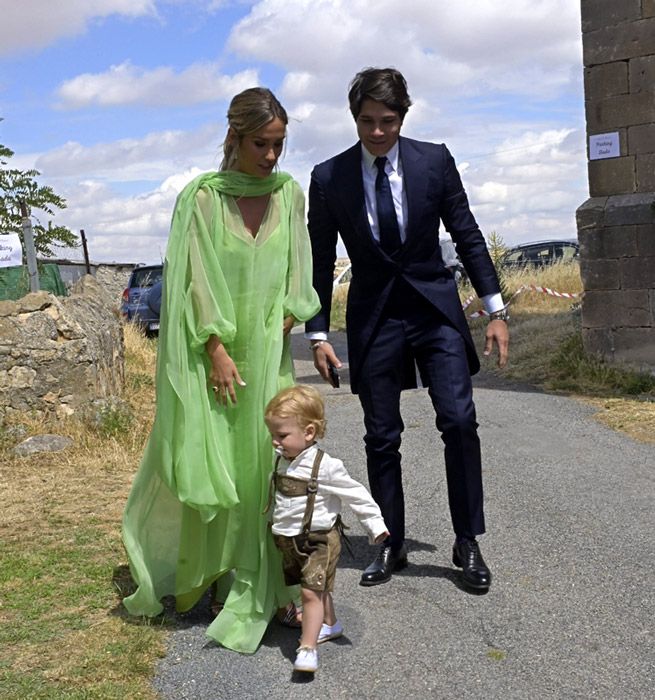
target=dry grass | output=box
[460,259,584,317]
[332,261,655,444]
[0,323,165,700]
[331,282,349,330]
[463,261,655,444]
[584,397,655,444]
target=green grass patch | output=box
[548,332,655,396]
[486,648,507,661]
[0,323,165,699]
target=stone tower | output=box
[576,1,655,369]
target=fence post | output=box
[80,229,91,274]
[20,201,40,293]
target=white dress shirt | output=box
[361,141,408,244]
[270,444,388,543]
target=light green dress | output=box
[122,171,321,654]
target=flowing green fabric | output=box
[122,170,320,653]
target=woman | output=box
[122,88,320,654]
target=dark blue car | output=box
[121,264,163,334]
[501,240,579,269]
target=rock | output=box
[14,434,74,456]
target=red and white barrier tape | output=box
[463,284,583,318]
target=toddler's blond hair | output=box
[265,384,327,439]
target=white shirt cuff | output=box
[305,332,328,341]
[481,293,505,314]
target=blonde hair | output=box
[220,87,288,171]
[265,384,327,439]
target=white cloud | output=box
[225,0,586,224]
[465,128,587,244]
[229,0,582,103]
[0,0,156,56]
[34,124,223,179]
[56,62,259,108]
[56,169,206,264]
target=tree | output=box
[0,133,78,257]
[486,230,510,302]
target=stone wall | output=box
[577,0,655,369]
[0,275,125,416]
[95,264,133,309]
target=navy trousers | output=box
[357,280,485,550]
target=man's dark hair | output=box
[348,67,412,121]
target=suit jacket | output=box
[306,136,501,393]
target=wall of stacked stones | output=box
[0,275,125,417]
[577,0,655,368]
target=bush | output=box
[82,397,133,437]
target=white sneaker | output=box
[294,646,318,673]
[317,620,344,644]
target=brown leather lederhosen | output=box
[268,449,348,591]
[272,448,325,543]
[268,448,352,545]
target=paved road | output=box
[153,332,654,699]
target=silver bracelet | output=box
[488,308,509,322]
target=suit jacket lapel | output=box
[334,144,370,235]
[399,136,429,248]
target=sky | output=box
[0,0,588,265]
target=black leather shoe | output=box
[360,544,408,586]
[452,539,491,590]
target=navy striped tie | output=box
[374,156,401,254]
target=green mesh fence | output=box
[0,264,68,301]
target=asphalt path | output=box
[153,331,654,699]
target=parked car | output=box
[501,240,579,269]
[121,264,163,334]
[332,239,467,291]
[439,238,467,284]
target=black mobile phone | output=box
[328,362,340,388]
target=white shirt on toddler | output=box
[270,443,388,544]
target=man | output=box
[305,68,509,591]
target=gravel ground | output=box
[153,332,655,699]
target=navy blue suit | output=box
[306,136,501,545]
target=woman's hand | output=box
[206,336,246,405]
[282,315,295,337]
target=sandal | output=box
[209,580,224,618]
[276,603,302,628]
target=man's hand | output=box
[483,320,509,368]
[311,340,343,387]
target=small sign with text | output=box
[0,233,23,268]
[589,132,620,160]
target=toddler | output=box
[265,384,389,673]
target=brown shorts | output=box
[273,526,341,592]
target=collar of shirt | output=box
[361,141,401,175]
[279,443,318,468]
